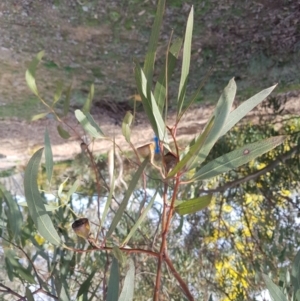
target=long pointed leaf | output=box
[193,136,286,181]
[177,68,212,123]
[106,158,149,238]
[220,84,277,137]
[143,0,165,87]
[25,51,44,96]
[262,274,288,301]
[44,129,53,183]
[121,191,157,246]
[154,37,182,114]
[118,259,135,301]
[0,185,22,240]
[175,195,212,215]
[75,109,104,139]
[57,125,71,139]
[107,258,120,301]
[167,117,214,178]
[188,78,237,170]
[52,81,64,105]
[134,62,168,145]
[77,271,96,298]
[292,249,300,294]
[177,6,194,115]
[24,148,62,246]
[122,111,133,143]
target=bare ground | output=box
[1,90,300,170]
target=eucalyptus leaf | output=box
[24,148,62,246]
[31,112,49,121]
[106,158,149,238]
[25,287,35,301]
[175,195,212,215]
[75,109,103,139]
[0,184,22,240]
[122,111,133,143]
[107,258,120,301]
[143,0,165,87]
[77,271,96,298]
[122,191,157,246]
[262,274,288,301]
[292,249,300,295]
[118,258,135,301]
[220,84,277,137]
[168,117,214,178]
[193,136,286,181]
[154,37,182,114]
[57,125,71,139]
[53,80,64,105]
[187,78,237,170]
[44,128,53,183]
[66,179,81,203]
[177,6,193,115]
[134,62,168,146]
[25,50,44,96]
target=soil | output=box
[1,90,300,171]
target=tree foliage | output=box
[0,1,299,301]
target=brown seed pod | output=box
[72,218,91,240]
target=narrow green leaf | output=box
[220,84,277,137]
[101,177,115,230]
[63,83,72,116]
[44,129,53,183]
[175,195,212,215]
[57,125,71,139]
[25,288,35,301]
[292,249,300,294]
[77,271,96,298]
[18,201,60,212]
[188,78,237,170]
[112,247,127,266]
[122,191,157,246]
[66,179,81,203]
[106,158,149,238]
[143,0,165,87]
[25,50,44,96]
[154,37,183,114]
[168,117,214,178]
[193,136,286,181]
[82,83,95,114]
[177,6,193,115]
[5,251,36,284]
[0,185,22,240]
[177,68,212,122]
[75,109,103,139]
[24,148,62,246]
[118,258,135,301]
[262,274,288,301]
[107,258,120,301]
[134,62,168,145]
[31,112,49,121]
[53,81,64,105]
[122,111,133,143]
[58,177,69,199]
[85,112,104,136]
